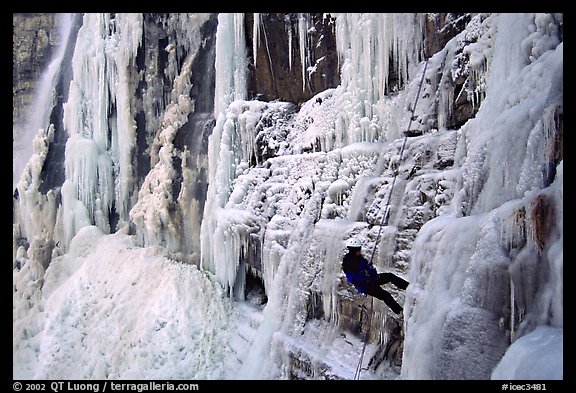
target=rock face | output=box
[246,13,340,104]
[423,13,471,58]
[13,14,57,131]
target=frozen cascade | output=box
[13,13,82,264]
[201,99,294,295]
[335,14,425,121]
[201,13,265,295]
[237,217,364,379]
[60,13,143,249]
[202,12,491,379]
[307,13,429,149]
[452,14,563,216]
[129,13,213,255]
[14,125,59,264]
[347,175,379,222]
[314,219,354,325]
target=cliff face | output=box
[246,13,340,104]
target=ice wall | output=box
[201,12,562,380]
[214,13,248,117]
[200,13,440,378]
[201,10,432,304]
[14,13,218,259]
[58,13,143,247]
[13,14,228,379]
[402,13,563,379]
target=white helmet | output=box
[346,237,362,248]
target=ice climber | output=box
[342,237,409,314]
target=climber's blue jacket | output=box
[342,251,378,294]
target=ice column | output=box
[201,13,249,294]
[214,13,247,118]
[61,13,142,248]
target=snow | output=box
[13,13,562,381]
[14,226,233,379]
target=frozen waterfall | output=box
[13,13,562,381]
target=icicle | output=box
[202,12,251,288]
[64,134,99,222]
[253,13,260,68]
[61,179,91,248]
[298,13,308,92]
[14,125,57,245]
[214,13,247,117]
[287,15,293,71]
[333,14,425,145]
[259,20,276,92]
[510,276,515,342]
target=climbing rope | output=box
[354,297,374,379]
[353,58,429,380]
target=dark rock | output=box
[13,14,57,125]
[423,13,471,58]
[245,13,340,105]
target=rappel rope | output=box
[353,58,429,380]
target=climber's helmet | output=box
[346,237,362,250]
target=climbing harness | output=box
[353,58,429,380]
